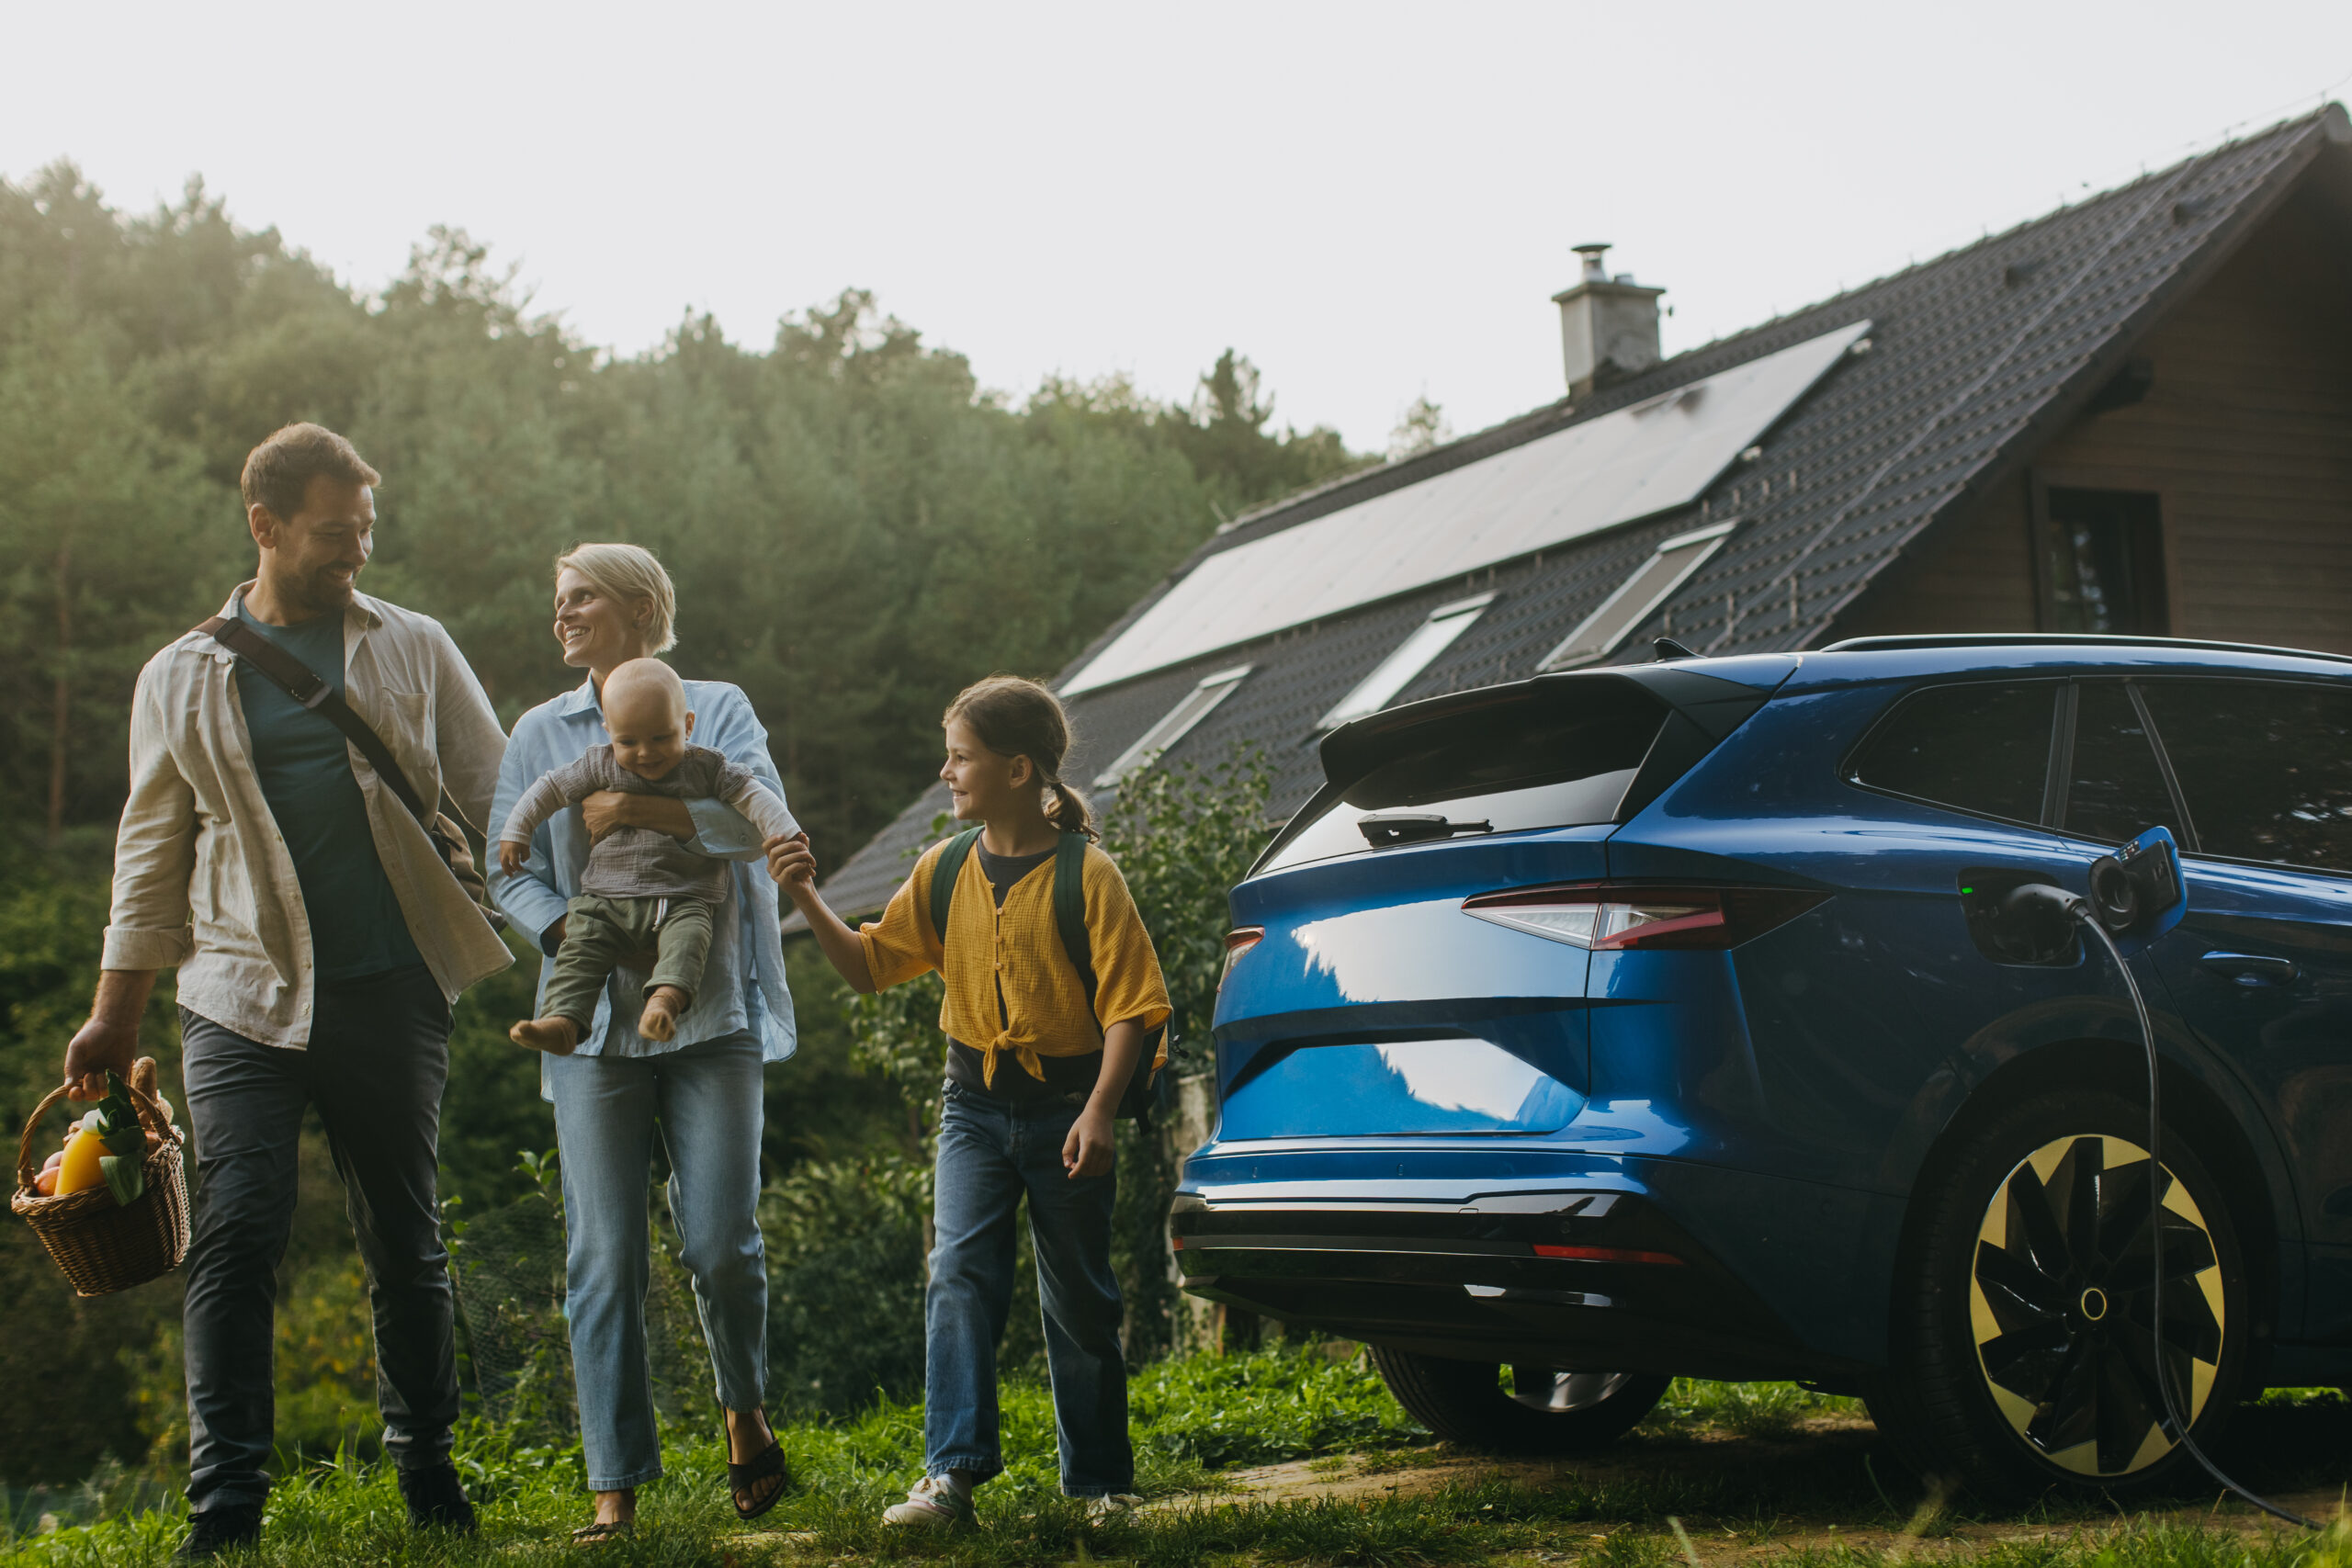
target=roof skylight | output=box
[1317,595,1494,730]
[1061,319,1870,694]
[1091,665,1252,789]
[1538,522,1735,671]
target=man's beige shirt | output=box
[103,586,514,1047]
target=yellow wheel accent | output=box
[1969,1134,2223,1477]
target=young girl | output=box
[770,675,1169,1527]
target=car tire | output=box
[1868,1089,2249,1499]
[1370,1347,1668,1453]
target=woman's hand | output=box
[1062,1105,1116,1180]
[499,840,526,876]
[581,790,630,842]
[765,832,876,992]
[765,831,816,896]
[581,791,696,843]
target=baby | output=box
[499,658,797,1054]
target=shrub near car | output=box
[1172,634,2352,1495]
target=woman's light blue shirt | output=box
[488,677,797,1092]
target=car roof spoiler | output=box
[1312,657,1800,833]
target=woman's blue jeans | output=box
[925,1082,1133,1497]
[548,1031,769,1491]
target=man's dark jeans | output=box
[178,965,459,1515]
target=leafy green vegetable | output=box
[87,1068,145,1206]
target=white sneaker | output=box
[1084,1493,1144,1519]
[883,1474,977,1530]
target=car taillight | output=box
[1463,885,1825,951]
[1217,927,1264,993]
[1532,1244,1684,1265]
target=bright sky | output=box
[7,2,2350,454]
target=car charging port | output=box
[1962,829,2187,965]
[1959,870,2081,965]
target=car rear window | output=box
[1845,681,2059,826]
[2139,678,2352,873]
[1261,683,1667,872]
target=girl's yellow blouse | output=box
[858,838,1172,1089]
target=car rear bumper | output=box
[1170,1184,1869,1382]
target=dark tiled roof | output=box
[811,107,2349,920]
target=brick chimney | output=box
[1553,243,1665,399]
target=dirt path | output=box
[732,1404,2352,1562]
[1163,1414,2350,1560]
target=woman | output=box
[487,542,796,1541]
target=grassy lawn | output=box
[4,1351,2347,1566]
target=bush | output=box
[761,1151,931,1416]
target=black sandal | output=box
[571,1518,635,1545]
[728,1438,789,1521]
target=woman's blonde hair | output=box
[944,675,1094,840]
[553,542,678,655]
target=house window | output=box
[1316,595,1495,731]
[1091,665,1252,789]
[1538,521,1735,671]
[2041,487,2166,634]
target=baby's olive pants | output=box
[543,892,715,1027]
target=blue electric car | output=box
[1172,634,2352,1495]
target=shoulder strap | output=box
[1053,836,1162,1120]
[927,827,984,946]
[198,615,433,828]
[1053,833,1099,1010]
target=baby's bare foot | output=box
[639,988,685,1043]
[510,1017,581,1055]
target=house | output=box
[816,105,2352,919]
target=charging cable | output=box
[2007,885,2315,1528]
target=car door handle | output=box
[2199,951,2300,987]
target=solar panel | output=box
[1062,319,1871,695]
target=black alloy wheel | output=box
[1371,1345,1668,1453]
[1867,1090,2247,1497]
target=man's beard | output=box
[288,564,357,617]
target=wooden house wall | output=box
[1834,179,2352,650]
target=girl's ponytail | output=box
[944,675,1099,842]
[1045,778,1095,840]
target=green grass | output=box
[3,1357,2345,1567]
[1638,1379,1865,1441]
[0,1345,1417,1564]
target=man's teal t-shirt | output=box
[232,602,424,984]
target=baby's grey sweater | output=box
[502,744,797,901]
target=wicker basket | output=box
[10,1059,189,1298]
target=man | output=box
[62,423,512,1560]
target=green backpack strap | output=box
[927,827,985,947]
[1052,833,1098,1007]
[1053,833,1170,1126]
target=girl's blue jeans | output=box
[926,1081,1134,1497]
[548,1030,769,1491]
